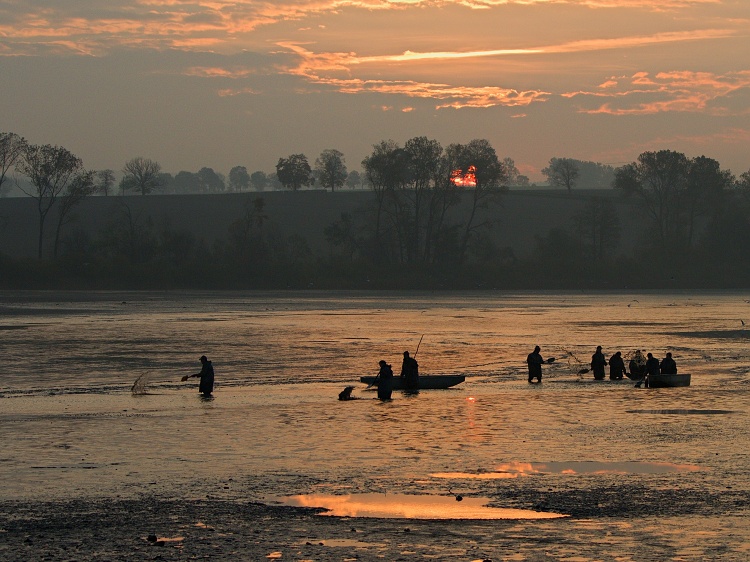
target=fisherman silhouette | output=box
[376,360,393,400]
[182,355,215,397]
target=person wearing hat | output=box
[591,346,607,380]
[182,355,215,396]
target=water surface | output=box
[1,290,749,557]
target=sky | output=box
[1,0,749,182]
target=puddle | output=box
[432,460,701,478]
[275,493,567,520]
[626,409,735,415]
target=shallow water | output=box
[2,290,750,556]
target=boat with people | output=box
[360,374,465,390]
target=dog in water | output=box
[338,386,357,400]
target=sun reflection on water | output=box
[276,492,567,519]
[432,460,702,479]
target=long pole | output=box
[414,334,424,359]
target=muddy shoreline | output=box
[2,480,748,561]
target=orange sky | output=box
[1,0,748,181]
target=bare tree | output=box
[315,149,347,192]
[503,157,530,187]
[122,157,162,195]
[95,169,116,196]
[542,158,580,193]
[0,132,27,196]
[16,143,85,259]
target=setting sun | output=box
[451,165,477,187]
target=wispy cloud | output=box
[267,29,745,109]
[572,70,750,115]
[273,43,551,108]
[0,1,737,57]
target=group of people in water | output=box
[186,344,677,400]
[527,346,677,383]
[183,351,419,401]
[338,351,420,401]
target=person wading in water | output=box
[182,355,215,397]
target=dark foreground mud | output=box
[2,481,749,561]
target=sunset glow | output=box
[451,165,477,187]
[0,0,747,179]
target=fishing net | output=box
[561,348,589,379]
[131,372,151,395]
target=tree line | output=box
[2,129,750,289]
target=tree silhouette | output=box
[95,169,115,196]
[197,167,225,193]
[229,166,250,192]
[345,170,363,189]
[571,197,621,261]
[122,157,163,195]
[315,149,347,192]
[449,139,507,264]
[362,140,410,262]
[0,131,27,196]
[542,158,580,193]
[250,171,268,191]
[16,143,86,259]
[276,154,313,191]
[53,170,96,257]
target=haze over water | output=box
[2,290,750,557]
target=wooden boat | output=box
[646,373,691,388]
[360,374,465,390]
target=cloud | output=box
[217,87,260,96]
[0,1,738,57]
[573,70,750,115]
[183,66,256,79]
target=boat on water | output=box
[646,373,691,388]
[360,374,465,390]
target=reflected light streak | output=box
[432,460,703,479]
